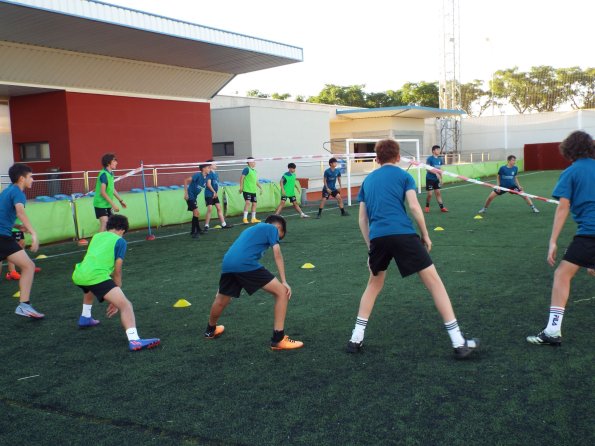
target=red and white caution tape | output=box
[143,154,335,168]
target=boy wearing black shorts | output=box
[424,145,448,213]
[204,160,232,230]
[239,157,263,224]
[346,139,479,359]
[274,163,309,218]
[527,131,595,346]
[93,153,127,232]
[204,214,303,350]
[72,214,160,351]
[316,158,348,218]
[5,219,42,281]
[184,164,210,238]
[0,164,44,318]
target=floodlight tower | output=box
[439,0,461,155]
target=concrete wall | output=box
[0,102,14,174]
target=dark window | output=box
[20,142,50,161]
[212,142,234,156]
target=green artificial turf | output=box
[0,170,593,445]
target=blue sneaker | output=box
[129,338,160,351]
[15,302,45,319]
[78,315,100,328]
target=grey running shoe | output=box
[15,302,45,319]
[532,207,540,213]
[346,340,363,353]
[453,338,479,359]
[527,330,561,346]
[478,208,487,214]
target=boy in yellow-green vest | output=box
[239,157,263,224]
[73,214,160,352]
[93,153,127,232]
[274,163,309,218]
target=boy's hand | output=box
[106,303,119,318]
[183,193,188,200]
[112,205,120,213]
[587,268,595,277]
[29,233,39,253]
[422,234,432,252]
[213,192,218,198]
[238,188,243,194]
[282,281,292,299]
[120,200,127,209]
[547,242,557,266]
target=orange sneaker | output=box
[271,335,304,350]
[204,325,225,339]
[424,206,430,213]
[441,207,449,213]
[6,271,20,280]
[34,267,42,273]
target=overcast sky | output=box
[106,0,594,97]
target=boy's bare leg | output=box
[8,250,35,303]
[208,293,232,326]
[103,287,136,330]
[98,215,108,232]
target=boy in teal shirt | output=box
[73,214,160,352]
[93,153,127,232]
[239,157,263,224]
[274,163,309,218]
[184,164,210,238]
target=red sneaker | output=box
[6,270,20,280]
[441,207,449,213]
[424,206,430,213]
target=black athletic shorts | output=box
[186,198,198,211]
[368,234,433,277]
[563,235,595,269]
[77,279,118,302]
[494,186,520,196]
[281,195,297,203]
[12,231,25,242]
[218,267,275,298]
[0,235,23,260]
[243,192,257,203]
[322,188,339,199]
[94,207,113,219]
[426,179,441,191]
[205,196,220,206]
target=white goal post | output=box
[343,138,421,206]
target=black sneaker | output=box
[222,223,233,229]
[453,338,480,359]
[341,211,350,217]
[315,214,321,219]
[191,232,199,239]
[346,340,363,353]
[527,330,561,346]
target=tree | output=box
[557,66,595,109]
[399,81,439,108]
[246,89,269,98]
[460,80,491,116]
[307,84,367,107]
[492,67,532,114]
[527,65,564,112]
[271,93,291,100]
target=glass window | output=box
[212,142,234,157]
[20,142,50,161]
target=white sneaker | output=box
[532,207,540,213]
[300,213,310,218]
[478,208,487,214]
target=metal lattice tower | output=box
[439,0,461,154]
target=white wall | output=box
[0,102,14,175]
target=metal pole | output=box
[140,162,155,240]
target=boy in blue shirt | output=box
[274,163,309,218]
[527,131,595,346]
[0,164,44,318]
[184,164,210,238]
[424,145,448,213]
[73,214,160,351]
[203,214,303,350]
[478,155,539,213]
[346,140,478,359]
[316,157,349,218]
[204,160,232,231]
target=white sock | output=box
[81,304,92,318]
[445,319,469,348]
[545,306,565,334]
[221,221,227,227]
[251,212,256,219]
[350,317,368,343]
[204,224,209,229]
[243,211,248,219]
[126,327,140,341]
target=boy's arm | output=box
[547,198,570,266]
[113,189,127,208]
[272,244,291,298]
[337,175,342,190]
[183,176,192,200]
[239,174,245,193]
[358,202,370,249]
[515,176,523,190]
[206,179,217,197]
[15,204,39,252]
[257,178,263,192]
[112,258,123,287]
[405,189,432,252]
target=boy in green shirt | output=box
[239,157,263,224]
[73,214,160,352]
[94,153,127,232]
[274,163,309,218]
